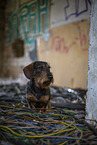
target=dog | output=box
[23,61,53,111]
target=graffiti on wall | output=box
[5,0,50,44]
[64,0,91,20]
[5,0,90,49]
[51,36,76,53]
[75,23,89,51]
[51,22,89,53]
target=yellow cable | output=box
[0,122,75,138]
[0,105,14,109]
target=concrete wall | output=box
[0,0,91,88]
[86,0,97,126]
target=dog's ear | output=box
[23,63,34,79]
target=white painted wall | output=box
[51,0,91,28]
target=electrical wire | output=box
[0,84,97,145]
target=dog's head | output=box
[23,61,53,88]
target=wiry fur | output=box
[23,61,53,111]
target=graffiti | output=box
[6,0,49,44]
[75,24,89,51]
[51,23,89,53]
[64,0,91,20]
[51,36,76,53]
[6,13,18,43]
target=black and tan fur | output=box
[23,61,53,111]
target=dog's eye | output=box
[40,66,44,69]
[37,66,44,69]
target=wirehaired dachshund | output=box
[23,61,53,111]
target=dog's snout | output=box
[48,75,53,81]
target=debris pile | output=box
[0,84,97,145]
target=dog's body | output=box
[23,61,53,111]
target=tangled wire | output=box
[0,84,97,145]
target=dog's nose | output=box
[48,75,53,81]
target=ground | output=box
[0,84,97,145]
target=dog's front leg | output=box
[26,94,37,109]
